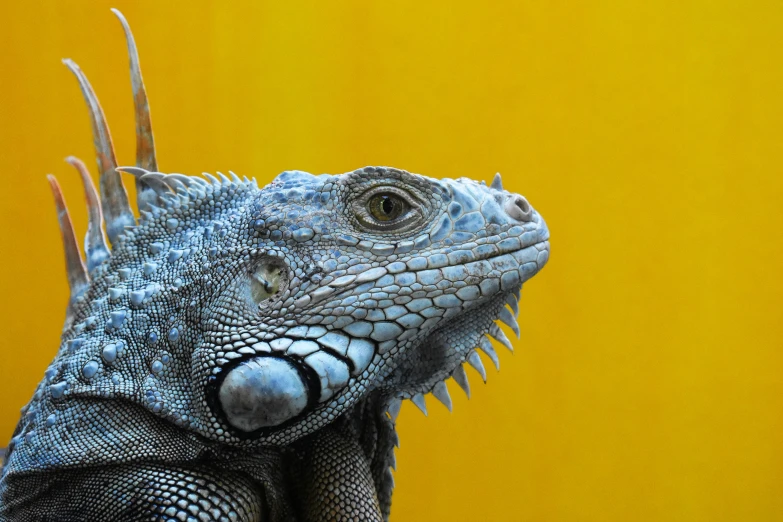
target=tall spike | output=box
[489,322,514,352]
[112,8,159,213]
[138,173,172,196]
[467,351,487,382]
[164,177,190,194]
[65,157,110,273]
[63,59,135,245]
[116,166,158,213]
[387,398,402,423]
[491,172,503,191]
[478,336,501,371]
[410,393,428,416]
[115,166,149,177]
[505,293,519,317]
[184,176,209,187]
[203,173,221,185]
[452,364,471,399]
[498,307,521,338]
[47,175,89,301]
[167,174,196,187]
[431,382,453,412]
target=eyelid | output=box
[360,185,421,205]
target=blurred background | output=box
[1,1,782,520]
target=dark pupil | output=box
[381,196,395,215]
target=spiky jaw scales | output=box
[385,236,550,418]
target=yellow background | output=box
[1,1,781,520]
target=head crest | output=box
[49,10,165,310]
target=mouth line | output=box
[316,237,549,307]
[457,237,549,265]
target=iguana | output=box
[0,10,550,522]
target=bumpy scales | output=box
[0,10,550,522]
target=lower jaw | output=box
[381,287,520,415]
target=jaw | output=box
[380,287,520,414]
[379,235,550,412]
[332,289,522,517]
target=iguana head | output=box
[204,166,549,443]
[48,11,548,454]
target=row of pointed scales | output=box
[378,292,520,491]
[385,290,521,419]
[48,9,199,323]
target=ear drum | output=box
[218,356,310,431]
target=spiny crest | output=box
[48,10,215,315]
[46,175,88,328]
[382,292,521,419]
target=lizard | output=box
[0,9,550,522]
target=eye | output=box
[368,193,406,222]
[250,260,286,305]
[352,186,426,233]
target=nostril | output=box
[515,196,530,214]
[504,194,533,222]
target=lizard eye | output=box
[353,186,424,232]
[368,193,406,222]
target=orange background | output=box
[1,2,782,521]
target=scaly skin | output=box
[0,10,549,522]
